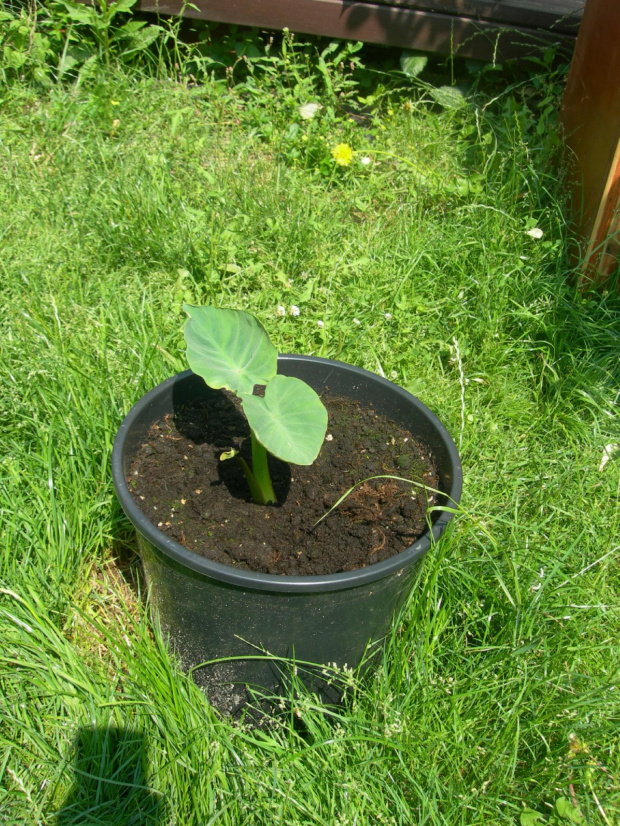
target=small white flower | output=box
[276,305,286,317]
[317,320,324,328]
[390,370,398,379]
[298,102,322,120]
[359,156,371,166]
[384,312,392,320]
[353,318,360,325]
[289,305,300,317]
[526,227,543,239]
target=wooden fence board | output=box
[138,0,578,62]
[360,0,582,35]
[561,0,620,286]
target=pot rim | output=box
[112,356,462,594]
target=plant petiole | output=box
[249,430,277,505]
[221,438,278,505]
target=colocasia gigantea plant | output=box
[183,305,328,505]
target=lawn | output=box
[0,4,619,824]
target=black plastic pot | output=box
[112,356,462,708]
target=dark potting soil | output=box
[128,389,440,576]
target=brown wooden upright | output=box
[561,0,620,287]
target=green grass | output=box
[0,17,619,825]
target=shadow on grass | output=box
[54,725,166,825]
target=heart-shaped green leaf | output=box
[429,85,466,109]
[555,798,585,824]
[241,375,328,465]
[400,50,428,78]
[520,809,546,826]
[183,305,277,396]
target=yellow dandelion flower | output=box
[332,143,353,166]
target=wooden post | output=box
[561,0,620,288]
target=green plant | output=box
[520,797,585,825]
[53,0,162,67]
[0,0,166,83]
[183,305,328,505]
[0,1,58,84]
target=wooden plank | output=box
[561,0,620,287]
[369,0,583,36]
[139,0,576,62]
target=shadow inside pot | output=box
[171,380,291,504]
